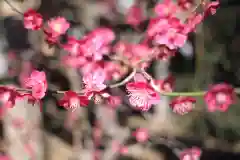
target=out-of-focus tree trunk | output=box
[150,61,173,134]
[4,98,44,160]
[63,66,87,160]
[99,105,130,160]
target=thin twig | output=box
[3,0,24,15]
[109,69,136,88]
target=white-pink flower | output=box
[47,17,70,36]
[24,70,47,99]
[83,68,107,92]
[126,73,160,111]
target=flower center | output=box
[69,97,80,111]
[216,92,227,104]
[54,23,62,33]
[129,93,147,108]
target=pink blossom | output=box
[83,68,107,92]
[126,81,160,111]
[32,83,47,100]
[170,96,196,115]
[147,16,187,49]
[23,9,43,30]
[204,0,220,17]
[24,70,47,99]
[61,55,87,68]
[47,17,70,36]
[126,5,145,27]
[134,73,148,83]
[183,13,203,34]
[153,27,187,50]
[80,28,115,61]
[204,83,235,112]
[61,37,83,56]
[178,0,193,10]
[114,42,154,67]
[59,91,89,111]
[147,17,170,37]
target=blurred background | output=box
[0,0,240,159]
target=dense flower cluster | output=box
[4,0,231,115]
[0,0,231,157]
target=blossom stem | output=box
[140,69,240,97]
[157,87,240,97]
[3,83,240,97]
[109,69,137,88]
[160,91,205,97]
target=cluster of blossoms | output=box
[1,0,233,117]
[0,0,227,159]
